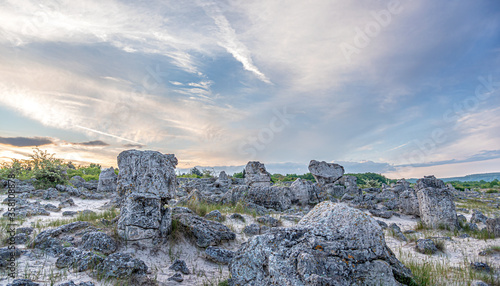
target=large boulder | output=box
[229,202,414,285]
[486,218,500,237]
[173,210,236,248]
[244,161,271,187]
[398,190,420,216]
[246,186,292,211]
[116,150,177,199]
[117,192,171,243]
[221,185,292,212]
[97,167,117,192]
[289,178,311,206]
[415,176,458,230]
[308,160,344,185]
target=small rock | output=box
[471,262,491,273]
[457,214,467,224]
[415,239,438,255]
[369,209,394,219]
[205,246,234,264]
[376,220,388,229]
[205,210,224,222]
[80,231,117,254]
[471,210,488,224]
[256,215,279,227]
[169,259,190,275]
[167,273,183,282]
[44,203,60,212]
[16,227,33,235]
[229,213,245,222]
[62,211,78,217]
[471,280,489,286]
[243,224,261,236]
[7,279,39,286]
[389,223,407,242]
[59,198,75,208]
[95,252,148,279]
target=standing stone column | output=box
[116,150,177,244]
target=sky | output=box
[0,0,499,179]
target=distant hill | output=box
[407,172,500,183]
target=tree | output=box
[190,167,203,177]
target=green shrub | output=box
[29,148,68,188]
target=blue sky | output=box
[0,0,499,178]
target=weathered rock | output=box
[322,183,346,200]
[205,210,224,222]
[256,215,279,227]
[398,190,419,216]
[0,247,23,268]
[173,211,235,248]
[243,223,263,236]
[6,233,28,245]
[44,203,60,212]
[471,210,488,224]
[7,279,39,286]
[308,160,344,185]
[117,192,171,242]
[289,178,313,206]
[205,246,235,264]
[244,161,271,187]
[416,176,458,230]
[389,223,407,242]
[69,176,86,188]
[63,211,78,217]
[80,231,117,254]
[376,220,388,229]
[97,167,117,192]
[246,186,292,211]
[415,239,438,254]
[229,202,414,285]
[117,150,177,199]
[95,252,148,279]
[167,273,183,282]
[16,227,34,235]
[34,221,90,256]
[59,198,75,208]
[214,171,231,188]
[470,281,489,286]
[486,218,500,237]
[470,262,491,273]
[415,175,446,190]
[55,247,104,272]
[169,259,190,274]
[229,213,245,222]
[369,209,394,219]
[57,281,95,286]
[457,214,467,225]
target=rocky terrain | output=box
[0,151,499,285]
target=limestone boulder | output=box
[229,202,414,285]
[116,150,177,199]
[97,167,117,193]
[244,161,271,187]
[308,160,344,185]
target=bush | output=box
[29,148,68,188]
